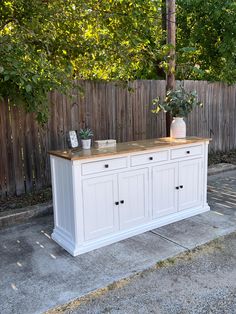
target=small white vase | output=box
[170,117,186,138]
[81,139,91,149]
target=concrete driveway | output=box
[1,170,236,314]
[59,232,236,314]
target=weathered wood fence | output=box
[0,80,236,197]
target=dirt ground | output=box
[0,187,52,212]
[208,149,236,165]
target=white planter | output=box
[81,139,91,149]
[170,117,186,138]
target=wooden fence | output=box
[0,80,236,197]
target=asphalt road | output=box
[63,232,236,314]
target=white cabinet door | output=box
[152,163,179,218]
[82,175,119,241]
[119,169,149,230]
[178,158,202,211]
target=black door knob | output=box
[104,164,109,168]
[120,200,124,204]
[115,201,119,205]
[180,185,183,189]
[176,186,179,190]
[149,157,153,161]
[186,151,190,154]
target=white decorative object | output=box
[81,139,91,150]
[94,139,117,148]
[170,117,186,138]
[50,138,210,256]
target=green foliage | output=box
[0,0,164,122]
[71,0,163,80]
[79,128,94,139]
[152,86,203,117]
[176,0,236,83]
[0,0,235,123]
[0,0,75,123]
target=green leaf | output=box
[26,85,32,92]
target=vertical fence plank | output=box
[229,85,236,150]
[11,106,25,195]
[23,112,33,192]
[1,80,236,198]
[0,100,9,197]
[207,83,214,152]
[4,101,15,195]
[106,82,116,140]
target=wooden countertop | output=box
[48,137,210,161]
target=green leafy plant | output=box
[79,128,94,139]
[177,0,236,83]
[1,0,234,125]
[152,86,203,117]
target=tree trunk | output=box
[166,0,176,136]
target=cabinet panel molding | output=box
[152,163,179,218]
[50,138,210,256]
[82,175,119,241]
[119,168,149,230]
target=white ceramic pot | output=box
[81,139,91,149]
[170,117,186,138]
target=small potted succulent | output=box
[152,86,203,138]
[79,128,94,149]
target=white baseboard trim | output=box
[52,205,210,256]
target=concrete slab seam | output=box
[150,230,191,251]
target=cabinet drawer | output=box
[131,150,168,166]
[171,145,203,160]
[82,157,127,175]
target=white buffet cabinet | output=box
[49,137,210,256]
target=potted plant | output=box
[79,128,94,149]
[152,86,203,138]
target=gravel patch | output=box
[60,233,236,314]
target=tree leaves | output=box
[0,0,235,123]
[152,87,203,117]
[176,0,236,83]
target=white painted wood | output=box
[82,175,119,241]
[203,142,209,207]
[171,144,203,160]
[72,162,85,246]
[178,158,202,211]
[71,205,210,256]
[152,163,179,218]
[119,168,149,230]
[51,157,75,243]
[50,140,210,256]
[81,157,127,175]
[131,150,168,166]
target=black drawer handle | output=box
[180,185,183,189]
[186,151,190,154]
[176,186,179,190]
[120,200,125,204]
[149,157,153,161]
[115,201,119,205]
[104,164,109,168]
